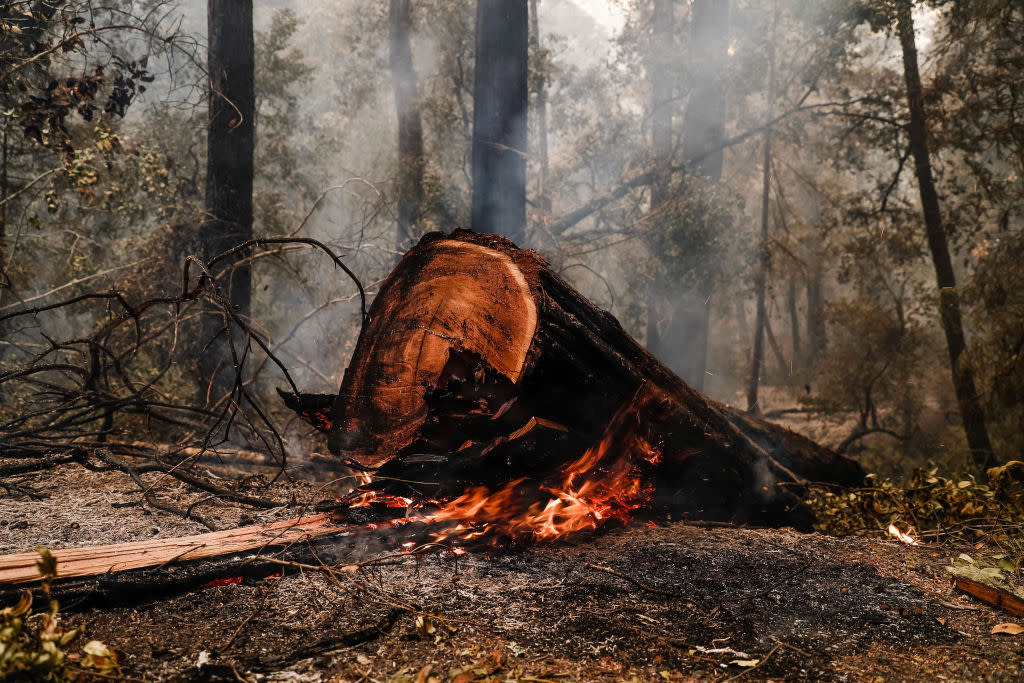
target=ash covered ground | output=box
[2,462,1022,682]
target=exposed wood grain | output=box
[317,230,864,525]
[0,515,347,585]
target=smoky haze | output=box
[3,0,1016,478]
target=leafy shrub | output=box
[0,549,118,682]
[805,461,1024,546]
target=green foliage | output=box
[966,231,1024,461]
[0,548,118,682]
[805,462,1024,545]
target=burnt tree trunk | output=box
[748,6,775,414]
[528,0,550,216]
[645,0,674,357]
[288,231,862,527]
[895,1,994,469]
[389,0,425,247]
[471,0,528,243]
[658,0,731,391]
[200,0,255,399]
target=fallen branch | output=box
[952,575,1024,617]
[0,515,348,585]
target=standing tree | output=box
[747,1,776,414]
[200,0,256,401]
[470,0,528,244]
[671,0,730,391]
[645,0,674,355]
[893,0,994,468]
[390,0,425,247]
[528,0,551,217]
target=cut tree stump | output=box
[286,230,863,525]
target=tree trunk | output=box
[0,125,7,300]
[657,0,730,391]
[788,277,802,372]
[200,0,255,400]
[286,231,863,527]
[389,0,425,248]
[471,0,528,244]
[645,0,674,361]
[806,266,826,373]
[895,1,995,469]
[681,0,729,182]
[528,0,550,216]
[748,2,775,414]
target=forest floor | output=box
[2,461,1023,682]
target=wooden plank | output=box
[953,575,1024,617]
[0,515,347,585]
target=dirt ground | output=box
[3,462,1023,682]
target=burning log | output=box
[286,230,863,536]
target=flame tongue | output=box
[339,390,661,548]
[887,523,919,546]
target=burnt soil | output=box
[2,462,1023,682]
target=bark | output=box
[788,277,802,371]
[806,266,826,371]
[293,231,862,527]
[200,0,255,398]
[528,0,550,215]
[645,0,674,358]
[895,1,995,469]
[389,0,425,247]
[0,126,7,297]
[748,3,775,414]
[656,0,731,391]
[471,0,529,243]
[681,0,729,181]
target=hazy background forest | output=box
[1,0,1021,481]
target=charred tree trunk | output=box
[471,0,528,244]
[806,266,825,372]
[390,0,425,248]
[748,3,775,415]
[645,0,674,357]
[788,277,802,372]
[681,0,729,182]
[657,0,730,391]
[529,0,550,216]
[200,0,255,400]
[289,231,862,528]
[0,125,7,300]
[895,1,994,469]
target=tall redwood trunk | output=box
[788,277,802,372]
[645,0,674,356]
[389,0,425,247]
[529,0,550,216]
[659,0,730,391]
[747,2,775,414]
[895,1,994,468]
[200,0,255,399]
[471,0,528,244]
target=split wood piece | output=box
[288,230,864,525]
[0,515,347,585]
[953,575,1024,617]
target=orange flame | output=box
[887,523,919,546]
[414,394,659,545]
[343,389,661,549]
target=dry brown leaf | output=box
[991,623,1024,635]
